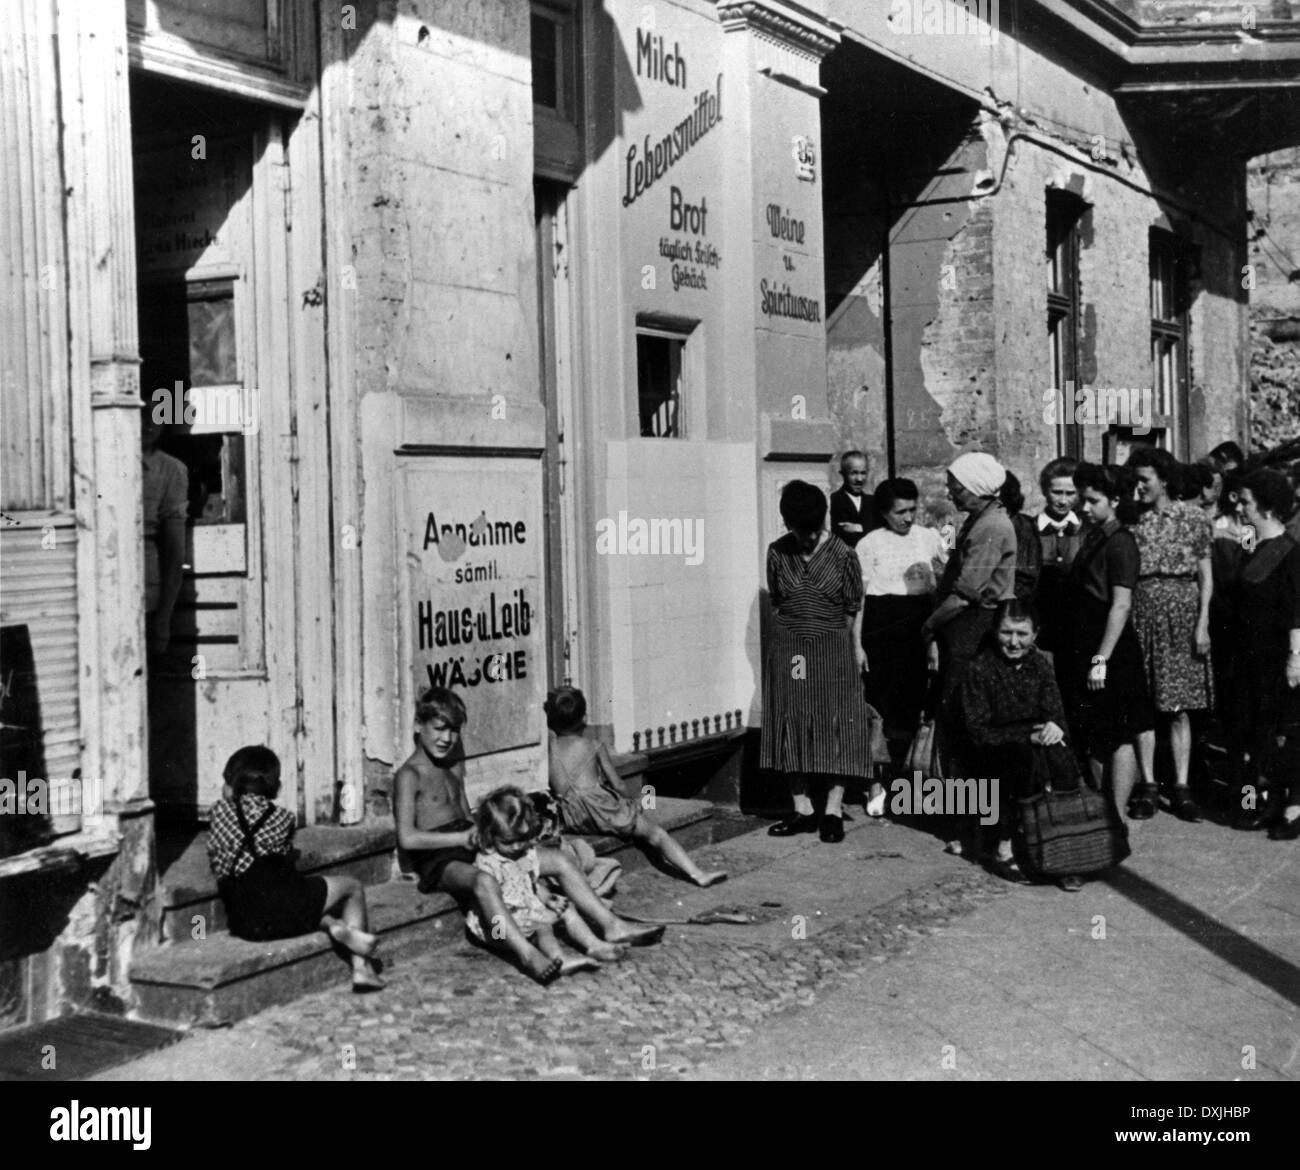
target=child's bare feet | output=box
[328,920,378,958]
[352,965,386,993]
[559,954,601,975]
[522,952,564,985]
[693,870,728,888]
[585,941,627,963]
[604,921,665,947]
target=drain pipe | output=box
[882,169,897,479]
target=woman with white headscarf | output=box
[919,453,1018,852]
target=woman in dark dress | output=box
[961,600,1088,891]
[762,480,875,844]
[1229,469,1300,840]
[1062,464,1156,824]
[1000,471,1042,606]
[1209,469,1246,740]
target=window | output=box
[531,12,560,111]
[139,277,249,527]
[1149,230,1192,455]
[531,3,581,180]
[1047,190,1086,460]
[531,4,572,119]
[636,326,693,439]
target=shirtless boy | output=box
[393,686,664,984]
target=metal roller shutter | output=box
[0,522,81,834]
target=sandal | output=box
[990,856,1032,885]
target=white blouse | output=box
[856,525,948,597]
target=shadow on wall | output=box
[820,39,980,486]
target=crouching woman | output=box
[959,600,1086,891]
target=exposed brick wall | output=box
[823,77,1249,521]
[1248,148,1300,450]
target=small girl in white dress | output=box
[464,786,625,975]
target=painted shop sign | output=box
[766,203,806,244]
[656,185,720,289]
[760,279,821,322]
[620,5,725,298]
[404,460,544,757]
[621,74,724,208]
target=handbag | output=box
[905,717,943,778]
[904,670,945,777]
[1017,774,1131,877]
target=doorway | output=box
[130,74,308,822]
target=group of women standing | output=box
[759,445,1300,877]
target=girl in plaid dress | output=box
[209,745,384,992]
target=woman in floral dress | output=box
[1127,447,1214,822]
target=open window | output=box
[636,321,699,439]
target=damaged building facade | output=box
[2,0,1298,1031]
[1248,144,1300,448]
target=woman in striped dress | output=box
[761,480,875,844]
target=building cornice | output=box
[717,1,842,61]
[1048,0,1300,60]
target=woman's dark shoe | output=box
[1128,785,1158,820]
[1170,787,1204,823]
[1058,874,1084,893]
[989,856,1032,885]
[1267,813,1300,841]
[768,813,819,837]
[1234,792,1278,831]
[819,813,845,843]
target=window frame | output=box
[1148,229,1193,457]
[1046,189,1087,461]
[634,318,702,441]
[531,1,582,181]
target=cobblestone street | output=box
[97,809,1299,1081]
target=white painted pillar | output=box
[57,0,149,824]
[716,2,841,552]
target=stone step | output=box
[129,797,715,1027]
[158,819,398,942]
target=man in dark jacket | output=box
[829,450,878,548]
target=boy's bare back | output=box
[548,730,614,790]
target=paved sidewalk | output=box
[97,812,1299,1081]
